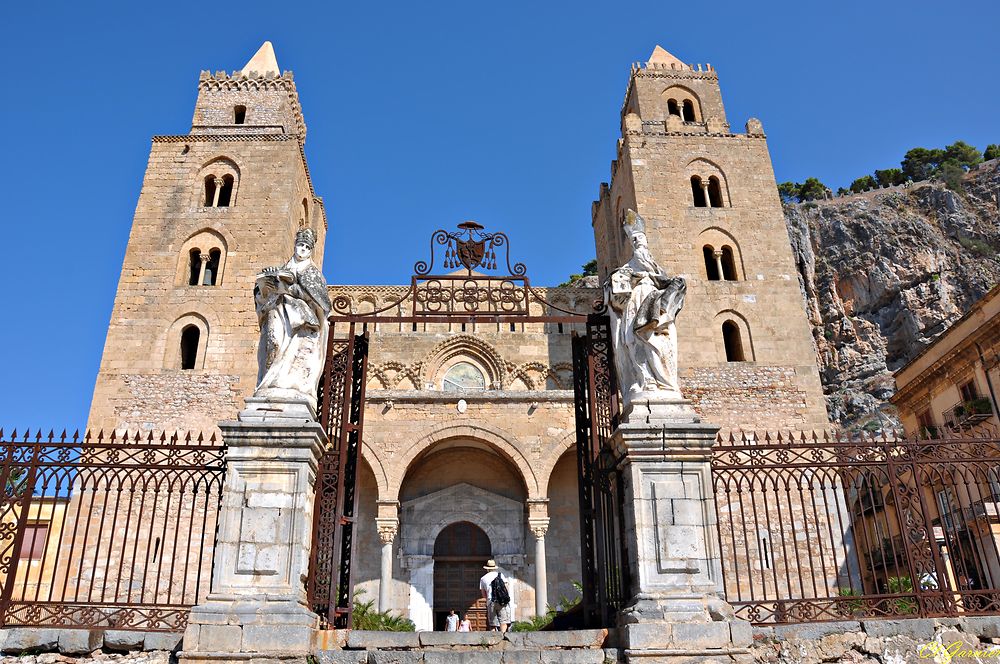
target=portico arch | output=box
[385,422,539,500]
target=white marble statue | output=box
[605,210,687,408]
[253,228,331,415]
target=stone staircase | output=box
[316,629,616,663]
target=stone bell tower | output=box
[592,46,828,432]
[87,41,327,433]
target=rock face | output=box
[785,160,1000,430]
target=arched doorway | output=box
[433,521,491,631]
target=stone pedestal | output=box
[614,399,751,662]
[180,404,327,663]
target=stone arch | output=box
[164,312,210,370]
[661,85,701,121]
[543,431,578,497]
[361,440,390,498]
[387,422,539,501]
[196,157,241,208]
[686,158,732,207]
[421,335,506,389]
[175,228,230,286]
[713,309,755,363]
[697,227,745,280]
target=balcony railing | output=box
[945,397,994,429]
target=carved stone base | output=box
[622,393,699,425]
[179,418,326,662]
[180,598,317,662]
[613,408,750,659]
[241,395,316,423]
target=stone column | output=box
[530,520,549,616]
[614,399,750,661]
[712,249,724,281]
[701,181,713,207]
[211,176,224,207]
[179,409,326,663]
[376,515,398,613]
[197,253,210,286]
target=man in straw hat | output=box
[479,558,512,632]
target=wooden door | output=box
[433,522,491,630]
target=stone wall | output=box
[87,68,324,435]
[591,58,830,434]
[750,616,1000,663]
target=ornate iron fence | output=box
[0,429,225,631]
[713,430,1000,624]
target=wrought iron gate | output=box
[307,221,616,628]
[573,314,628,628]
[309,326,369,628]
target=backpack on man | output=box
[490,573,510,606]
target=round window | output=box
[442,362,486,391]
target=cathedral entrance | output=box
[432,522,491,631]
[307,221,624,629]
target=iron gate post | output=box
[180,409,327,663]
[612,401,751,659]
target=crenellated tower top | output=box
[191,41,307,139]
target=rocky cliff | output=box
[785,160,1000,430]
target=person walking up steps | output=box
[479,558,512,633]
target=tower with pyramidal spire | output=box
[592,46,829,431]
[87,42,327,433]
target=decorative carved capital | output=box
[529,517,550,539]
[213,176,225,188]
[376,518,398,544]
[712,249,723,259]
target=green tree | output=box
[985,144,1000,161]
[777,181,801,203]
[901,147,945,181]
[939,160,966,191]
[874,168,904,187]
[850,175,877,193]
[798,177,829,201]
[559,258,598,286]
[836,187,849,196]
[943,141,983,170]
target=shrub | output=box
[352,590,415,631]
[509,581,583,632]
[886,576,917,615]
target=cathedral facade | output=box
[87,42,829,631]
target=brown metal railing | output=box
[713,429,1000,624]
[0,429,226,631]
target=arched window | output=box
[721,246,738,281]
[691,176,707,207]
[708,176,724,208]
[180,325,201,370]
[682,99,696,122]
[188,249,202,286]
[301,198,309,226]
[198,158,240,208]
[703,246,720,281]
[722,321,745,362]
[234,105,246,124]
[667,99,680,117]
[442,362,486,391]
[203,249,222,286]
[217,175,234,207]
[203,176,217,207]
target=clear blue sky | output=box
[1,1,997,429]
